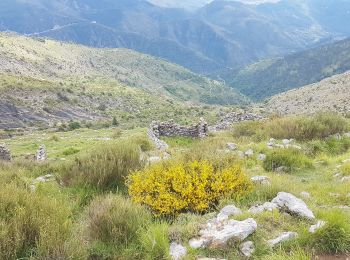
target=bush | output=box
[88,195,152,246]
[305,210,350,253]
[127,160,252,216]
[263,149,313,173]
[68,121,81,131]
[306,137,350,156]
[0,184,72,259]
[63,147,80,156]
[232,121,266,140]
[63,140,142,190]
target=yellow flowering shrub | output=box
[127,160,252,216]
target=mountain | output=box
[0,33,245,129]
[224,37,350,100]
[0,0,350,74]
[266,70,350,115]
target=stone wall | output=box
[210,112,265,131]
[0,144,11,161]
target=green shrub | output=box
[304,210,350,253]
[139,223,170,260]
[232,121,266,140]
[63,147,80,156]
[68,121,81,131]
[0,184,72,259]
[263,149,313,173]
[88,195,152,246]
[306,137,350,156]
[128,160,252,216]
[63,140,142,190]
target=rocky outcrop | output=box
[210,112,265,132]
[217,205,242,221]
[0,144,11,161]
[36,145,47,162]
[189,218,257,249]
[251,176,270,185]
[271,192,315,219]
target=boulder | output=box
[309,221,326,233]
[217,205,242,221]
[240,241,255,257]
[189,218,257,249]
[251,176,270,185]
[245,149,254,157]
[257,153,266,161]
[268,232,298,247]
[248,202,278,214]
[271,192,315,219]
[169,242,187,260]
[226,143,237,151]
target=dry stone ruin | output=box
[0,144,11,161]
[36,145,47,162]
[210,112,265,131]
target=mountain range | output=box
[1,0,350,75]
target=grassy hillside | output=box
[0,33,246,129]
[225,38,350,100]
[266,70,350,115]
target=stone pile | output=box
[210,112,265,131]
[36,145,47,162]
[0,144,11,161]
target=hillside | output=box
[1,0,350,73]
[225,37,350,100]
[266,70,350,115]
[0,33,245,129]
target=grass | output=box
[0,114,349,259]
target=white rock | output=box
[245,149,254,157]
[333,172,342,178]
[271,192,315,219]
[257,153,266,161]
[227,143,237,151]
[268,232,298,247]
[169,242,187,260]
[341,176,350,182]
[251,176,270,185]
[275,166,288,173]
[190,218,257,249]
[282,139,291,145]
[309,221,326,233]
[290,145,302,150]
[300,192,311,199]
[217,205,242,221]
[248,202,278,214]
[240,241,254,258]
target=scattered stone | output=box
[169,242,187,260]
[341,176,350,182]
[210,112,265,132]
[271,192,315,219]
[257,153,266,161]
[240,241,255,258]
[226,143,237,151]
[0,144,11,161]
[30,174,55,191]
[189,218,257,249]
[251,176,270,186]
[309,221,326,233]
[248,202,278,214]
[282,139,291,145]
[300,192,311,199]
[268,232,298,247]
[217,205,242,221]
[36,145,47,162]
[245,149,254,157]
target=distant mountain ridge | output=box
[0,0,349,74]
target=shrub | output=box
[0,184,72,259]
[68,121,81,131]
[127,160,252,216]
[63,147,80,156]
[232,121,266,140]
[88,195,152,246]
[63,140,142,190]
[341,162,350,176]
[263,149,313,173]
[306,137,350,156]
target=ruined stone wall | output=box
[210,112,265,131]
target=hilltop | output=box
[0,33,245,129]
[224,37,350,100]
[266,70,350,115]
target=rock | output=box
[341,176,350,182]
[290,145,302,150]
[36,145,47,162]
[251,176,270,185]
[333,172,342,178]
[300,192,311,199]
[282,139,291,145]
[189,218,257,249]
[237,151,245,158]
[217,205,242,221]
[169,242,187,260]
[245,149,254,157]
[275,166,289,173]
[148,128,168,151]
[248,202,278,214]
[240,241,255,258]
[30,174,55,191]
[271,192,315,219]
[268,232,298,247]
[227,143,237,151]
[309,221,326,233]
[0,144,11,161]
[197,258,227,260]
[257,153,266,161]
